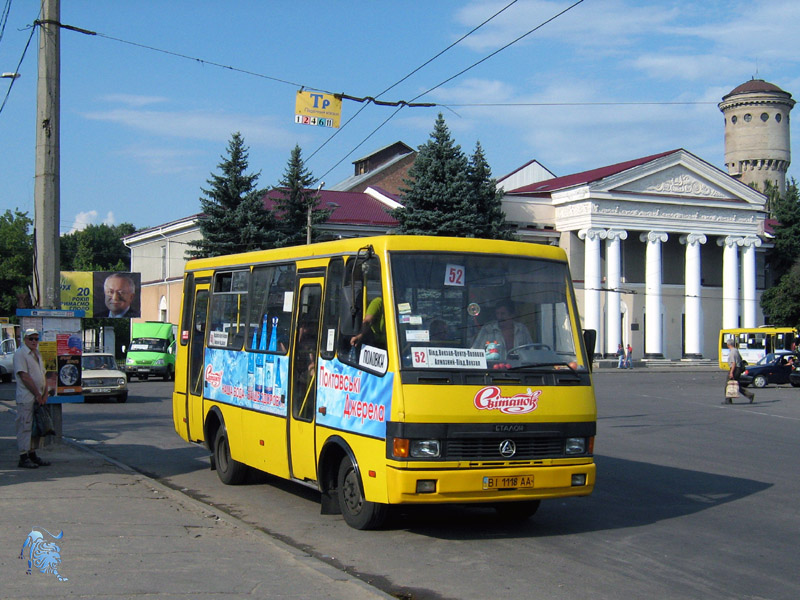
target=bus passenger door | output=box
[187,285,210,442]
[289,278,323,482]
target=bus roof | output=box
[183,235,569,272]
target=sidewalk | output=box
[0,397,390,599]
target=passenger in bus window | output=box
[472,300,532,361]
[350,296,386,349]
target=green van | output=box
[125,322,176,381]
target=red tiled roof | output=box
[262,189,397,226]
[506,150,680,195]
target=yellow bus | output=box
[718,327,797,369]
[172,236,597,529]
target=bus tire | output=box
[337,457,387,530]
[214,426,248,485]
[493,500,541,520]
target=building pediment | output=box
[587,149,766,207]
[613,165,729,200]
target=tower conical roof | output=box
[722,79,792,101]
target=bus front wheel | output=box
[337,458,387,530]
[214,427,248,485]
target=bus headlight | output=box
[410,440,441,458]
[565,437,586,455]
[154,358,165,366]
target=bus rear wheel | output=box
[214,427,248,485]
[337,457,387,530]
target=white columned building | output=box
[502,149,768,361]
[640,231,668,358]
[605,229,627,355]
[680,233,707,358]
[741,236,762,328]
[719,236,743,330]
[578,227,607,353]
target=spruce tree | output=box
[393,114,473,236]
[467,141,515,240]
[272,145,330,247]
[188,132,279,258]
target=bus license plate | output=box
[483,475,534,490]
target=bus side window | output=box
[208,270,249,350]
[320,257,344,361]
[249,264,295,354]
[337,254,384,365]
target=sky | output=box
[2,0,800,236]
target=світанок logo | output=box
[19,527,68,581]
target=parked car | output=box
[0,337,16,383]
[81,352,128,402]
[739,350,798,388]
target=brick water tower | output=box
[719,79,795,195]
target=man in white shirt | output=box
[14,328,51,468]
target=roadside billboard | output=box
[61,271,142,319]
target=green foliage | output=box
[393,114,472,236]
[394,115,514,239]
[761,259,800,328]
[765,179,800,283]
[467,142,515,240]
[60,222,135,271]
[0,209,33,313]
[188,132,281,258]
[271,145,330,247]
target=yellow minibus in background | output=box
[172,236,597,529]
[718,327,797,369]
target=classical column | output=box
[741,236,762,328]
[605,229,628,356]
[578,228,607,352]
[640,231,668,358]
[718,236,744,329]
[680,233,707,358]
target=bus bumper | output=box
[385,462,595,504]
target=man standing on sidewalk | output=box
[13,328,51,468]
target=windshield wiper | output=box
[506,361,579,375]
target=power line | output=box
[0,20,34,117]
[307,0,520,163]
[317,0,587,181]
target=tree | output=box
[394,114,514,238]
[0,209,34,313]
[188,132,280,258]
[761,259,800,328]
[467,142,515,240]
[60,223,136,271]
[761,179,800,326]
[765,179,800,283]
[272,144,330,247]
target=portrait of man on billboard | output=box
[92,272,141,319]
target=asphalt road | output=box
[28,369,800,599]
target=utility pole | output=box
[34,0,60,309]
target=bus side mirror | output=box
[582,329,597,371]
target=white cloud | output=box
[81,107,297,147]
[66,210,98,235]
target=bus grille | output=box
[445,437,564,461]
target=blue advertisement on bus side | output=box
[316,357,393,439]
[204,348,288,417]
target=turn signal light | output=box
[393,438,410,458]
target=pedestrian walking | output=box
[13,328,51,468]
[723,338,754,404]
[616,343,626,368]
[625,343,633,369]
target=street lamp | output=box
[1,72,21,79]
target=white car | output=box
[81,352,128,403]
[0,338,16,383]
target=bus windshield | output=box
[129,337,169,353]
[391,252,583,372]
